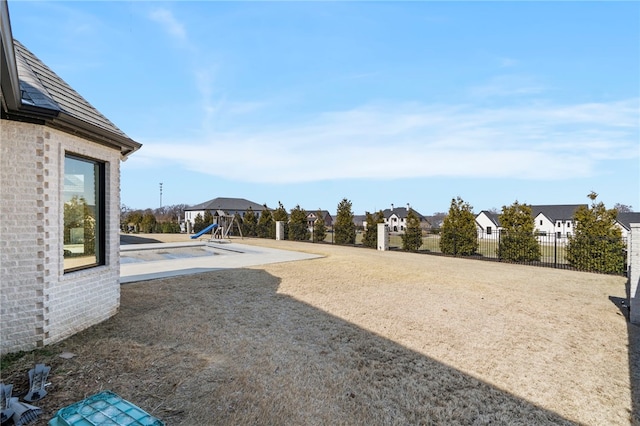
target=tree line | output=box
[434,192,627,274]
[122,195,631,274]
[120,204,188,234]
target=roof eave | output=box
[49,113,142,158]
[0,1,20,111]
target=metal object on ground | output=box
[9,400,42,426]
[24,364,50,402]
[1,383,15,424]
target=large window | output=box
[63,154,105,272]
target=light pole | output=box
[159,182,163,208]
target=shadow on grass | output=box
[610,290,639,424]
[131,269,582,424]
[616,276,640,424]
[4,269,588,424]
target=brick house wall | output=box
[1,120,122,353]
[630,223,640,325]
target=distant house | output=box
[184,197,269,232]
[353,215,367,229]
[532,205,586,239]
[475,211,501,239]
[1,1,141,354]
[475,205,587,240]
[615,212,640,240]
[376,204,429,233]
[306,210,333,229]
[424,214,446,230]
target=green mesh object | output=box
[49,391,164,426]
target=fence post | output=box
[554,234,558,269]
[629,223,640,325]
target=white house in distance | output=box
[616,212,640,240]
[475,210,501,238]
[184,197,269,232]
[364,204,430,233]
[476,205,588,240]
[305,209,333,229]
[1,1,141,354]
[532,205,586,238]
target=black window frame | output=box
[63,153,106,273]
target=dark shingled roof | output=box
[14,40,130,139]
[381,207,425,220]
[477,211,501,227]
[187,197,269,212]
[616,212,640,230]
[531,205,587,221]
[1,1,140,157]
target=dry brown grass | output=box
[1,234,637,425]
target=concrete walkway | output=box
[120,241,322,284]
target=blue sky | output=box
[8,1,639,215]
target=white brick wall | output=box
[1,120,122,354]
[630,223,640,325]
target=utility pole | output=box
[159,182,163,208]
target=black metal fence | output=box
[383,231,628,276]
[262,226,628,276]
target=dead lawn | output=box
[1,234,638,425]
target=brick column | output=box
[276,221,285,241]
[377,223,389,251]
[630,223,640,325]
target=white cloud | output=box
[149,8,187,42]
[133,98,639,184]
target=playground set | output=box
[190,210,243,241]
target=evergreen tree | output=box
[273,201,289,239]
[402,209,423,251]
[232,213,243,237]
[362,210,385,248]
[289,205,310,241]
[242,208,257,237]
[193,213,206,233]
[125,210,143,233]
[141,210,157,233]
[159,221,181,233]
[257,207,274,239]
[439,197,478,256]
[203,210,214,226]
[566,192,625,274]
[334,198,356,245]
[497,201,541,262]
[312,210,327,243]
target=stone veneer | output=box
[1,120,122,354]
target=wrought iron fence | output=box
[383,231,628,276]
[276,226,628,276]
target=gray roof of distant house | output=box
[616,212,640,230]
[531,205,587,221]
[1,1,140,157]
[187,197,269,212]
[381,207,425,220]
[306,209,331,217]
[353,215,366,226]
[477,211,501,227]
